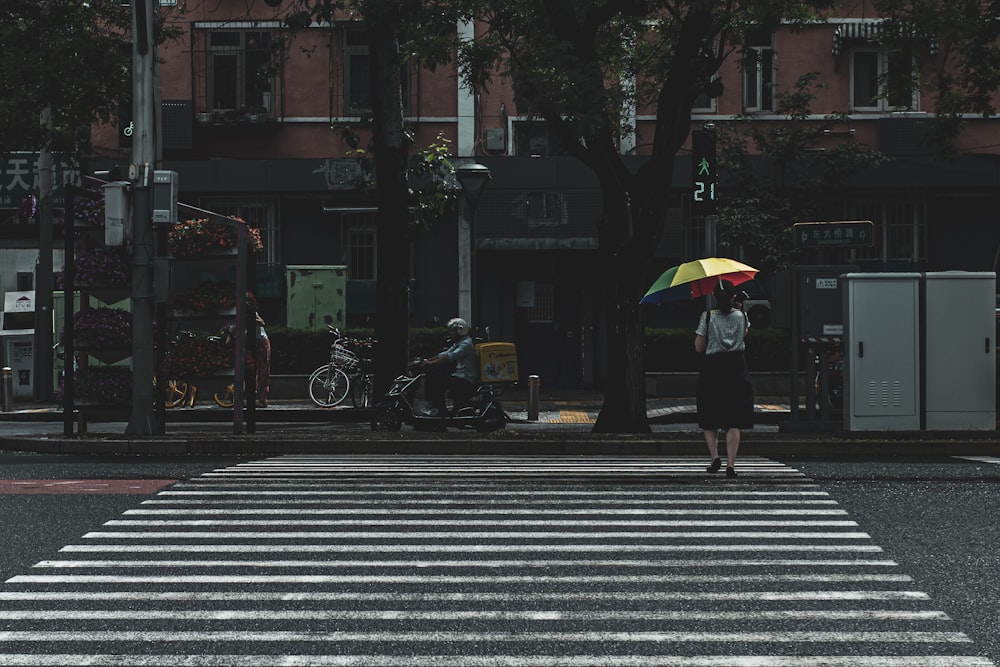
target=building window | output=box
[743,29,775,112]
[345,218,376,281]
[342,27,409,116]
[693,80,718,113]
[513,121,569,157]
[201,197,279,265]
[850,47,917,112]
[207,30,275,115]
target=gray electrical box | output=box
[102,181,131,246]
[152,170,178,224]
[924,272,996,430]
[485,128,506,152]
[843,273,921,431]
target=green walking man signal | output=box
[691,128,716,213]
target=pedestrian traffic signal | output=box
[691,128,717,214]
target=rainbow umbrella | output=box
[641,257,759,304]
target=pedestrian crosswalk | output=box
[0,455,994,666]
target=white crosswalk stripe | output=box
[0,454,994,666]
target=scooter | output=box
[370,358,507,432]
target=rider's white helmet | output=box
[447,317,469,336]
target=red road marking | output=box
[0,479,177,495]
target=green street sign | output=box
[793,220,875,248]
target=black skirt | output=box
[696,351,754,430]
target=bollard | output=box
[527,374,540,422]
[1,367,12,413]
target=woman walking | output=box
[695,279,754,478]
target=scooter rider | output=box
[421,317,477,416]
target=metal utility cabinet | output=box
[923,272,995,430]
[285,265,347,330]
[843,273,921,431]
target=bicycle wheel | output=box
[308,365,350,407]
[213,383,235,408]
[164,380,188,408]
[360,373,374,408]
[352,373,374,408]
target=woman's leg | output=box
[704,429,721,472]
[726,428,741,468]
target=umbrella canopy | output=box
[641,257,759,304]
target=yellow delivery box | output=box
[476,342,519,383]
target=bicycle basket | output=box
[332,345,360,370]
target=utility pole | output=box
[34,106,54,401]
[125,0,156,435]
[33,0,54,401]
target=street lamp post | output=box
[455,163,491,333]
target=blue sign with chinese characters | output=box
[793,221,874,248]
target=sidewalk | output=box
[1,388,998,458]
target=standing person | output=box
[227,309,271,407]
[252,311,270,407]
[422,317,477,415]
[695,279,754,478]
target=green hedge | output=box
[644,327,793,372]
[267,326,796,374]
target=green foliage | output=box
[325,130,460,234]
[715,73,886,271]
[0,0,182,156]
[875,0,1000,150]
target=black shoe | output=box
[707,458,722,473]
[726,466,737,478]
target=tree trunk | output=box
[592,187,652,434]
[367,11,411,397]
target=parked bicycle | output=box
[159,329,233,408]
[308,326,376,408]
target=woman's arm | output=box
[694,334,707,354]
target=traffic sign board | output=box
[793,220,874,248]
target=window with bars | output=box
[200,197,279,265]
[526,284,554,323]
[346,219,377,281]
[206,30,275,115]
[848,199,925,263]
